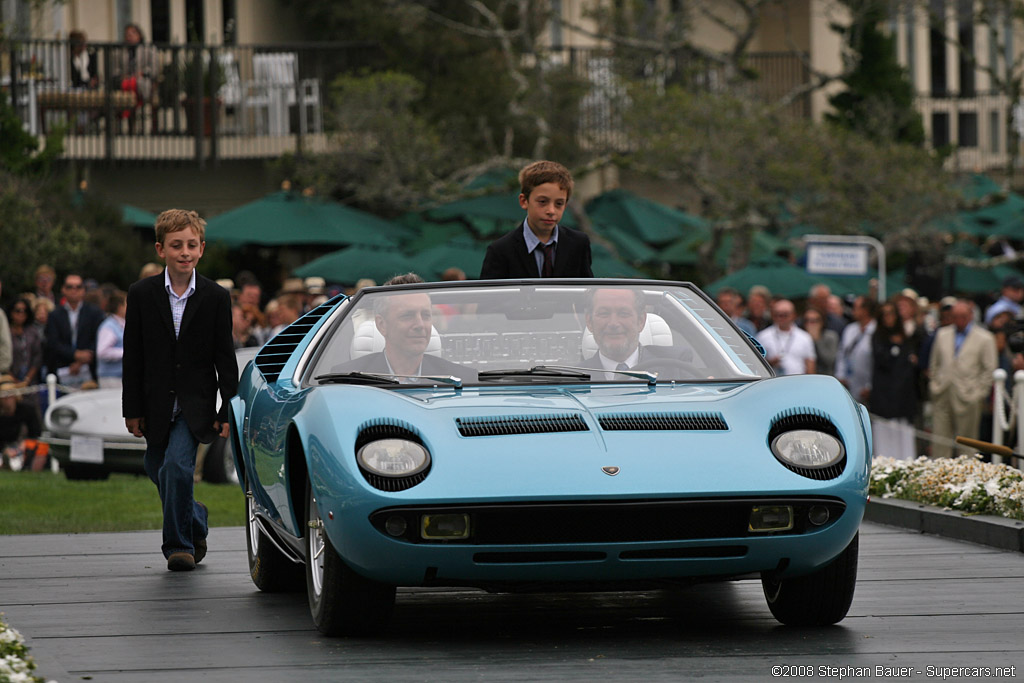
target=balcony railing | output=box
[4,40,810,164]
[3,40,381,165]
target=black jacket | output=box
[480,225,593,279]
[44,302,105,378]
[122,273,238,451]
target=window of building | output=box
[958,111,977,147]
[929,0,947,96]
[222,0,237,45]
[150,0,170,44]
[932,111,950,147]
[957,0,974,96]
[185,0,206,43]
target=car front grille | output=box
[369,497,846,545]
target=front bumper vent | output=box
[456,413,589,437]
[598,411,728,431]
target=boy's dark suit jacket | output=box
[44,302,105,378]
[122,273,238,452]
[578,344,694,369]
[480,225,594,279]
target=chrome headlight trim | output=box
[770,429,845,470]
[357,438,431,478]
[50,406,79,429]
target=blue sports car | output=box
[232,279,871,636]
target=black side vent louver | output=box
[254,295,343,383]
[768,408,847,481]
[598,411,728,431]
[456,414,589,437]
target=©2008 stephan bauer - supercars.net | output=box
[231,278,871,636]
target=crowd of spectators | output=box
[715,278,1021,461]
[1,257,1019,468]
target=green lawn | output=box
[0,471,246,534]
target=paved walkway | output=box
[2,521,1023,681]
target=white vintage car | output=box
[41,347,257,482]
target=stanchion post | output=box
[47,373,56,406]
[1015,370,1024,459]
[993,369,1007,449]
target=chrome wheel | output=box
[307,491,326,600]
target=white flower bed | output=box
[0,617,49,683]
[871,455,1024,520]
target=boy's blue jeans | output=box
[144,415,209,559]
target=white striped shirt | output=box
[164,268,196,339]
[164,268,196,417]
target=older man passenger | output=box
[335,276,473,382]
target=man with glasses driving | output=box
[44,273,105,385]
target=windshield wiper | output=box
[477,366,593,382]
[315,372,462,388]
[539,364,657,386]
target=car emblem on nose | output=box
[602,466,620,476]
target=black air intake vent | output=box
[598,411,728,431]
[456,414,589,437]
[254,295,343,382]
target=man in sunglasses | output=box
[43,273,104,385]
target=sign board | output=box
[70,435,104,464]
[806,243,869,276]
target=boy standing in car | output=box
[479,160,593,279]
[123,209,238,571]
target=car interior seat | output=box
[580,312,673,359]
[350,320,442,359]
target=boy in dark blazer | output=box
[480,160,593,279]
[123,210,238,571]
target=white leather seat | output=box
[580,313,673,359]
[350,320,442,359]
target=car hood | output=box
[296,374,870,502]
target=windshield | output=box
[307,282,771,386]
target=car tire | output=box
[761,532,858,626]
[63,463,111,481]
[202,436,239,485]
[245,473,303,592]
[305,480,395,636]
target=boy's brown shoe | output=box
[167,552,196,571]
[194,538,208,564]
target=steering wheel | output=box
[631,357,701,379]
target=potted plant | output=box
[181,48,225,136]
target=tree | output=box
[826,0,925,145]
[625,85,956,282]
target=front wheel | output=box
[245,473,303,592]
[306,481,395,636]
[762,533,858,626]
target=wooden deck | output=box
[1,521,1022,681]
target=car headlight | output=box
[770,429,844,469]
[50,406,78,429]
[357,439,430,477]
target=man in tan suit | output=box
[928,300,997,458]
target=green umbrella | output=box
[585,188,708,246]
[660,230,792,267]
[592,223,659,263]
[417,238,487,280]
[206,192,401,248]
[293,246,418,285]
[122,204,159,227]
[590,241,648,278]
